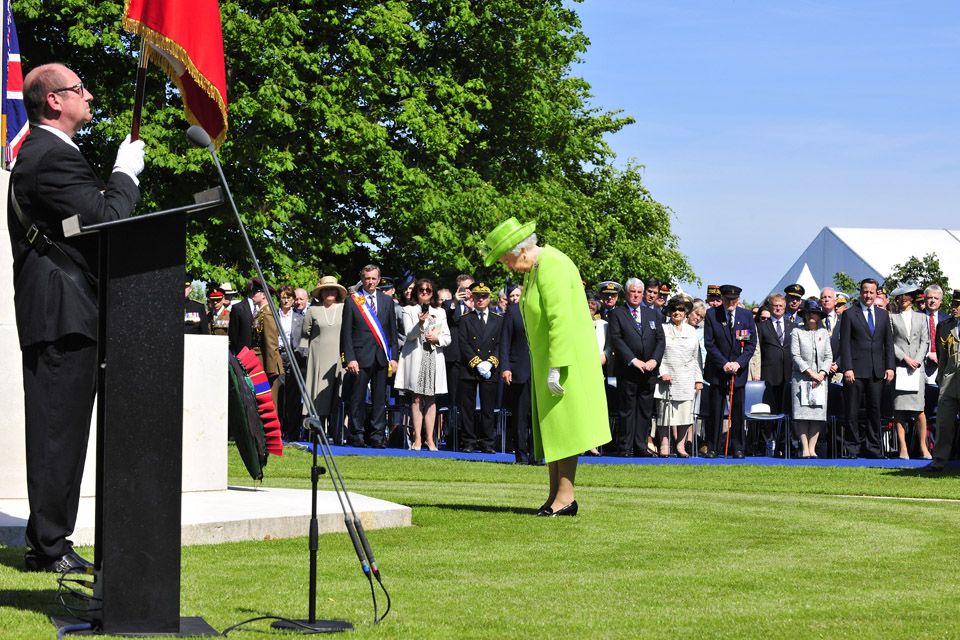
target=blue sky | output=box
[571,0,960,303]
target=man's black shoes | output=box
[25,549,92,574]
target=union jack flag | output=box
[2,0,28,169]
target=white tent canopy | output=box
[771,227,960,298]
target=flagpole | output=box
[130,40,148,140]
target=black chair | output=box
[826,382,845,458]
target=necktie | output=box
[481,311,486,326]
[825,316,832,332]
[631,307,638,321]
[775,319,783,345]
[368,295,376,315]
[929,313,936,353]
[867,307,875,335]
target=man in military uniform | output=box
[206,287,230,336]
[783,284,805,326]
[597,280,621,320]
[925,291,960,472]
[458,281,502,453]
[184,280,209,335]
[251,278,282,408]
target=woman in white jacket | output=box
[657,296,704,457]
[394,278,451,450]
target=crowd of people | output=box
[187,266,960,469]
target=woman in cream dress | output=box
[657,296,704,457]
[889,284,931,459]
[302,276,347,437]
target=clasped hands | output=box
[476,361,494,379]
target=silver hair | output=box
[925,284,943,297]
[625,277,643,291]
[507,233,538,256]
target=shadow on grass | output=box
[403,502,538,515]
[0,588,63,615]
[882,467,960,478]
[0,545,27,571]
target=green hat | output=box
[483,217,536,267]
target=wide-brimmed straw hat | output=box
[483,217,537,267]
[312,275,347,301]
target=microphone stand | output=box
[186,126,388,632]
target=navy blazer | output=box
[757,317,793,386]
[442,298,472,363]
[608,304,665,376]
[8,127,140,347]
[819,313,842,366]
[838,303,895,379]
[340,290,399,368]
[499,304,530,384]
[703,305,757,387]
[459,309,502,381]
[229,297,255,355]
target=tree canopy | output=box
[13,0,695,291]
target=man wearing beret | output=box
[703,284,758,458]
[783,284,805,327]
[458,281,502,453]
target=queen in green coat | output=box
[485,217,610,517]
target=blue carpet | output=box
[299,444,942,469]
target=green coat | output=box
[520,246,611,462]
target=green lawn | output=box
[3,450,960,639]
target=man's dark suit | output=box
[703,305,757,455]
[757,317,793,415]
[609,304,665,455]
[930,316,960,468]
[820,312,842,375]
[458,308,502,451]
[340,290,398,446]
[8,127,139,563]
[228,297,255,355]
[442,298,471,408]
[499,304,532,462]
[839,302,895,458]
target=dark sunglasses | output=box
[53,81,85,96]
[418,287,433,293]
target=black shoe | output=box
[733,450,745,459]
[535,501,552,516]
[923,462,945,473]
[515,454,529,464]
[480,446,496,454]
[347,439,366,448]
[25,549,92,574]
[703,450,717,459]
[461,445,476,453]
[545,500,578,517]
[371,441,386,449]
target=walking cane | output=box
[724,375,735,457]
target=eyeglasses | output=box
[53,81,85,96]
[418,287,433,293]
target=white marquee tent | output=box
[771,227,960,298]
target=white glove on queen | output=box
[113,134,146,180]
[547,367,565,396]
[476,361,493,379]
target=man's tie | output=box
[825,316,832,332]
[867,307,875,335]
[929,313,936,353]
[368,294,376,315]
[480,311,486,326]
[775,319,783,345]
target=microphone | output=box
[186,125,215,152]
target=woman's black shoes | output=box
[536,500,578,517]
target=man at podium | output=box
[7,63,146,573]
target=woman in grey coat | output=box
[889,284,931,459]
[790,299,833,458]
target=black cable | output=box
[222,615,325,636]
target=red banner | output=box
[123,0,228,145]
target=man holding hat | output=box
[925,291,960,472]
[458,280,503,453]
[784,284,805,327]
[703,284,757,458]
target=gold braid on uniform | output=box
[468,356,481,368]
[943,332,958,365]
[488,356,499,368]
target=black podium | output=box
[62,193,221,637]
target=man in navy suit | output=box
[609,278,665,456]
[441,274,474,414]
[819,287,842,380]
[922,284,949,383]
[9,63,144,572]
[757,293,792,421]
[228,279,259,355]
[458,281,502,453]
[340,265,399,447]
[500,291,532,463]
[703,284,757,458]
[839,278,895,458]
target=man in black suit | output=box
[340,265,399,447]
[703,284,757,458]
[819,287,842,380]
[500,291,532,463]
[925,292,960,472]
[609,278,665,456]
[458,281,502,453]
[442,274,474,411]
[228,278,259,355]
[839,278,895,458]
[757,293,792,417]
[8,63,144,572]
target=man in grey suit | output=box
[839,278,895,458]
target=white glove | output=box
[547,367,565,396]
[476,361,493,379]
[113,134,146,180]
